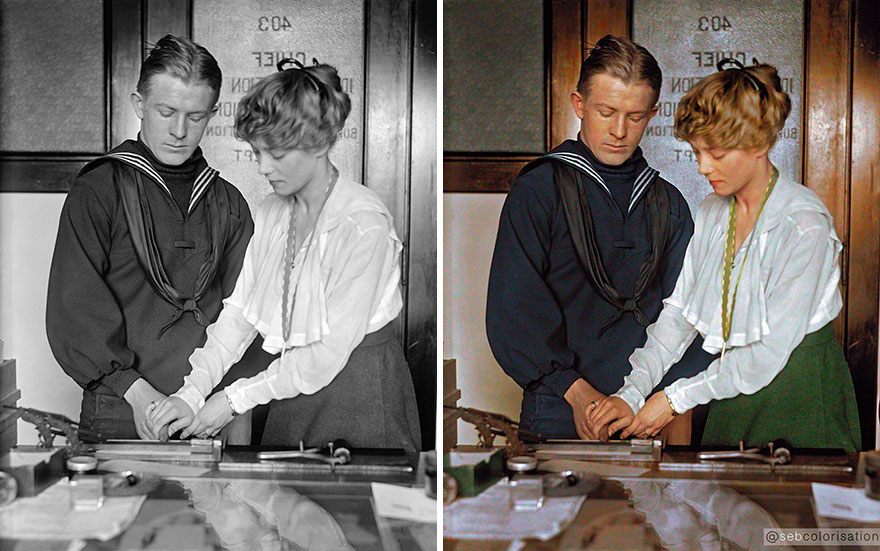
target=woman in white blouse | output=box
[148,59,421,452]
[588,60,861,451]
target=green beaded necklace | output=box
[720,165,778,362]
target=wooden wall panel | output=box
[443,155,533,193]
[0,158,91,193]
[408,0,438,451]
[551,0,584,149]
[445,0,582,192]
[803,0,851,346]
[848,0,880,450]
[365,0,411,242]
[109,0,143,149]
[585,0,630,49]
[145,0,191,44]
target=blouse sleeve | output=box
[222,214,397,414]
[173,213,262,414]
[659,214,839,413]
[614,259,700,413]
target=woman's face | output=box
[250,140,322,198]
[688,136,766,198]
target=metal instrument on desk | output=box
[90,438,222,462]
[697,439,791,466]
[4,405,222,462]
[2,405,100,455]
[660,439,853,475]
[445,405,544,457]
[257,439,352,466]
[531,439,662,462]
[448,404,661,463]
[224,440,412,475]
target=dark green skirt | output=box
[701,322,861,452]
[260,322,422,453]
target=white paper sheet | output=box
[444,478,586,541]
[0,479,146,541]
[371,482,437,523]
[447,450,497,467]
[7,449,59,467]
[812,483,880,523]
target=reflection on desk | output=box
[0,447,436,551]
[621,479,794,551]
[445,446,867,551]
[100,479,380,551]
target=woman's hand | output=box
[148,396,195,439]
[621,391,676,439]
[181,392,235,439]
[588,396,635,441]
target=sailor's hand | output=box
[181,392,233,440]
[148,396,195,439]
[588,396,634,441]
[564,379,606,440]
[123,378,166,440]
[621,391,674,440]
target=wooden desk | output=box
[445,447,873,551]
[0,447,437,550]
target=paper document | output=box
[0,478,146,541]
[371,482,437,523]
[447,450,497,467]
[812,483,880,523]
[444,478,586,541]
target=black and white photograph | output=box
[4,0,880,549]
[0,0,436,549]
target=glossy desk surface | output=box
[0,446,437,551]
[444,446,879,551]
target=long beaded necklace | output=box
[280,165,339,358]
[719,165,778,364]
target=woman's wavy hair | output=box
[674,61,791,150]
[234,59,351,152]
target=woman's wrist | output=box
[665,391,680,416]
[224,388,240,416]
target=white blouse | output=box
[173,175,404,415]
[614,171,843,415]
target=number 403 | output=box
[698,15,732,32]
[258,15,292,32]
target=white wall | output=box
[0,193,81,445]
[443,193,523,444]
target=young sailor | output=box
[486,35,713,441]
[590,60,861,451]
[47,35,253,440]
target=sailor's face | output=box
[572,73,658,166]
[132,73,218,166]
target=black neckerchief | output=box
[519,143,671,337]
[79,140,225,338]
[132,137,198,215]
